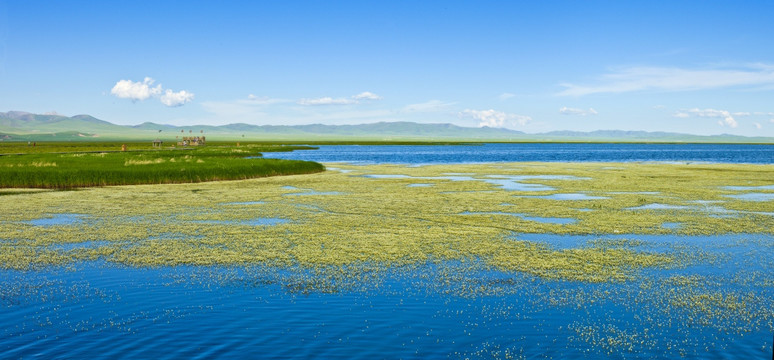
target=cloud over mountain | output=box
[111,77,194,107]
[673,108,738,128]
[460,109,531,128]
[559,107,598,116]
[111,77,161,102]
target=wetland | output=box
[1,143,773,358]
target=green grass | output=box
[0,141,318,155]
[0,143,324,188]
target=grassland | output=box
[0,142,324,189]
[0,141,318,154]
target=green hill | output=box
[1,111,772,143]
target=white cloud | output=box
[401,100,455,113]
[297,92,382,105]
[352,91,382,100]
[672,112,690,118]
[770,118,774,123]
[297,97,357,106]
[754,122,762,129]
[460,109,531,128]
[111,77,161,101]
[498,93,516,100]
[246,94,287,105]
[652,105,666,110]
[732,112,751,117]
[674,108,738,128]
[558,64,774,96]
[559,107,598,116]
[160,89,195,107]
[111,77,194,107]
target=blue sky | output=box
[1,1,774,136]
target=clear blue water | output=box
[260,143,774,164]
[2,235,772,359]
[24,213,88,226]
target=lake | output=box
[260,143,774,164]
[2,144,773,359]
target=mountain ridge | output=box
[1,111,772,143]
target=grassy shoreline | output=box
[0,143,324,189]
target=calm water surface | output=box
[260,143,774,164]
[2,234,772,359]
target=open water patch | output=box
[522,193,608,201]
[406,183,433,187]
[627,202,774,217]
[627,203,692,210]
[188,218,289,226]
[24,214,88,227]
[661,222,682,230]
[723,184,774,191]
[326,167,354,174]
[723,193,774,202]
[218,201,265,206]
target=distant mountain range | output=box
[1,111,772,143]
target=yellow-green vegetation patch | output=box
[0,162,772,284]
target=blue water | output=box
[260,143,774,164]
[189,218,289,226]
[25,213,88,226]
[2,234,772,359]
[522,193,609,201]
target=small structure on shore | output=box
[152,139,163,148]
[178,136,205,147]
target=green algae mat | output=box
[2,162,772,282]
